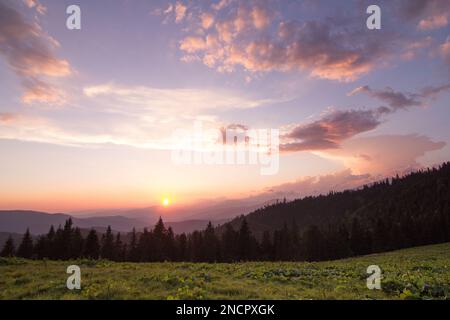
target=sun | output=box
[162,198,170,207]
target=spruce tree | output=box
[71,227,84,259]
[221,224,238,262]
[203,222,218,262]
[17,229,33,259]
[260,231,273,260]
[153,217,167,261]
[303,225,323,261]
[237,219,251,261]
[61,219,74,259]
[84,229,100,259]
[128,228,139,262]
[176,233,187,261]
[1,236,15,257]
[101,226,115,260]
[114,233,123,261]
[166,227,176,261]
[46,225,56,259]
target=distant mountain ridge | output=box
[0,210,229,242]
[0,210,146,234]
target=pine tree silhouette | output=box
[17,229,33,259]
[1,236,15,257]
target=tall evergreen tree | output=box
[71,227,84,259]
[237,219,252,261]
[1,236,15,257]
[84,229,100,259]
[101,226,115,260]
[114,233,123,261]
[153,217,167,261]
[46,225,56,259]
[203,222,219,262]
[34,235,48,259]
[61,218,74,259]
[17,229,33,259]
[303,225,323,261]
[137,228,151,262]
[221,224,238,262]
[128,228,139,262]
[260,231,273,261]
[165,227,176,261]
[176,233,188,261]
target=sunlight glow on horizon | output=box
[162,197,171,207]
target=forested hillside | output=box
[224,162,450,238]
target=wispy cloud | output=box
[83,83,278,113]
[22,0,46,15]
[0,1,71,104]
[0,83,282,149]
[348,84,450,110]
[324,134,446,175]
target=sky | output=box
[0,0,449,213]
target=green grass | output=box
[1,243,449,300]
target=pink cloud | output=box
[22,0,46,15]
[0,1,71,104]
[281,84,449,153]
[179,36,207,53]
[326,134,446,176]
[418,14,449,31]
[175,1,392,81]
[174,2,187,23]
[200,12,214,29]
[399,0,450,30]
[439,38,450,66]
[281,108,383,152]
[349,84,450,110]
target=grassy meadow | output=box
[0,243,449,300]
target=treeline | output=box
[0,217,257,262]
[1,211,449,262]
[1,162,450,262]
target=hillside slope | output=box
[222,162,450,238]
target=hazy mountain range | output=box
[0,196,274,243]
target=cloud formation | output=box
[0,83,282,150]
[258,134,446,202]
[281,108,383,152]
[0,1,71,104]
[176,1,390,81]
[348,84,450,110]
[83,83,276,113]
[440,37,450,66]
[399,0,450,31]
[160,0,450,82]
[281,84,449,152]
[258,169,373,201]
[22,0,46,15]
[159,0,450,82]
[326,134,446,175]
